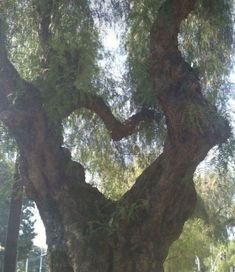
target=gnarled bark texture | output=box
[0,0,231,271]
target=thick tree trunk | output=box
[16,118,226,272]
[3,164,23,272]
[0,0,231,271]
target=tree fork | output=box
[0,0,231,271]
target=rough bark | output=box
[3,163,23,272]
[0,0,231,271]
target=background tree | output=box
[216,240,235,272]
[164,171,235,272]
[0,134,36,270]
[164,218,212,272]
[16,245,48,272]
[0,0,234,271]
[3,160,23,272]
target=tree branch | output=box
[65,94,158,141]
[33,0,53,67]
[110,0,231,260]
[149,0,230,145]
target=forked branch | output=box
[115,0,230,247]
[65,93,158,141]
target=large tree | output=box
[0,0,233,271]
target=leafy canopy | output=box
[0,0,234,198]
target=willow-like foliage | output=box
[1,0,234,199]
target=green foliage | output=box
[164,219,212,272]
[1,1,235,268]
[123,0,234,111]
[195,172,235,241]
[39,0,101,118]
[0,124,35,259]
[216,240,235,272]
[0,124,17,161]
[2,0,234,183]
[88,199,148,236]
[17,199,36,260]
[63,109,163,200]
[2,0,101,120]
[109,199,148,226]
[62,0,234,181]
[2,0,41,80]
[124,0,163,107]
[162,170,235,271]
[180,0,233,106]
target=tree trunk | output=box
[3,163,23,272]
[16,119,226,272]
[0,0,231,271]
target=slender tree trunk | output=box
[3,163,23,272]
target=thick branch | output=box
[33,0,53,66]
[150,0,196,54]
[31,2,158,141]
[149,0,230,145]
[66,94,157,141]
[111,0,231,264]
